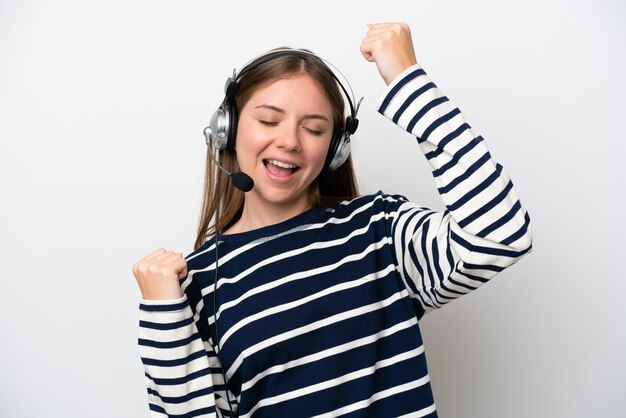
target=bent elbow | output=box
[505,211,533,255]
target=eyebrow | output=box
[254,104,330,122]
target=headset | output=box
[204,48,363,175]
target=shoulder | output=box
[324,192,414,221]
[184,237,218,271]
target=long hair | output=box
[194,52,359,249]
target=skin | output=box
[226,74,334,234]
[133,22,418,300]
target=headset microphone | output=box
[203,126,254,192]
[230,171,254,192]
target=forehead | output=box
[244,74,333,114]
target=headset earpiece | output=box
[225,104,237,151]
[345,115,359,135]
[224,76,239,99]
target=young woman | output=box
[133,23,532,418]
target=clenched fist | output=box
[360,22,418,86]
[132,248,187,300]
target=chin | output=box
[256,188,310,208]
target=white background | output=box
[1,0,625,417]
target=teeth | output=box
[268,159,297,169]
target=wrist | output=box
[140,284,183,300]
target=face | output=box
[235,74,334,216]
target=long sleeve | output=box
[376,64,532,314]
[138,296,220,417]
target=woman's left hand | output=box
[360,22,418,86]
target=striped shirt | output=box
[138,64,533,417]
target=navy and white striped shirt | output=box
[138,64,533,417]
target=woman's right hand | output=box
[132,248,187,300]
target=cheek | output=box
[313,137,332,164]
[235,119,266,154]
[315,146,329,166]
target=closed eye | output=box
[305,127,324,136]
[258,119,326,136]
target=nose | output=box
[274,122,302,152]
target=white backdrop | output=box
[1,0,625,417]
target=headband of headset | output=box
[225,49,359,133]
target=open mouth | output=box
[263,159,300,175]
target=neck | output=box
[226,196,312,234]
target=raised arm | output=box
[363,22,532,314]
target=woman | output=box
[133,23,532,417]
